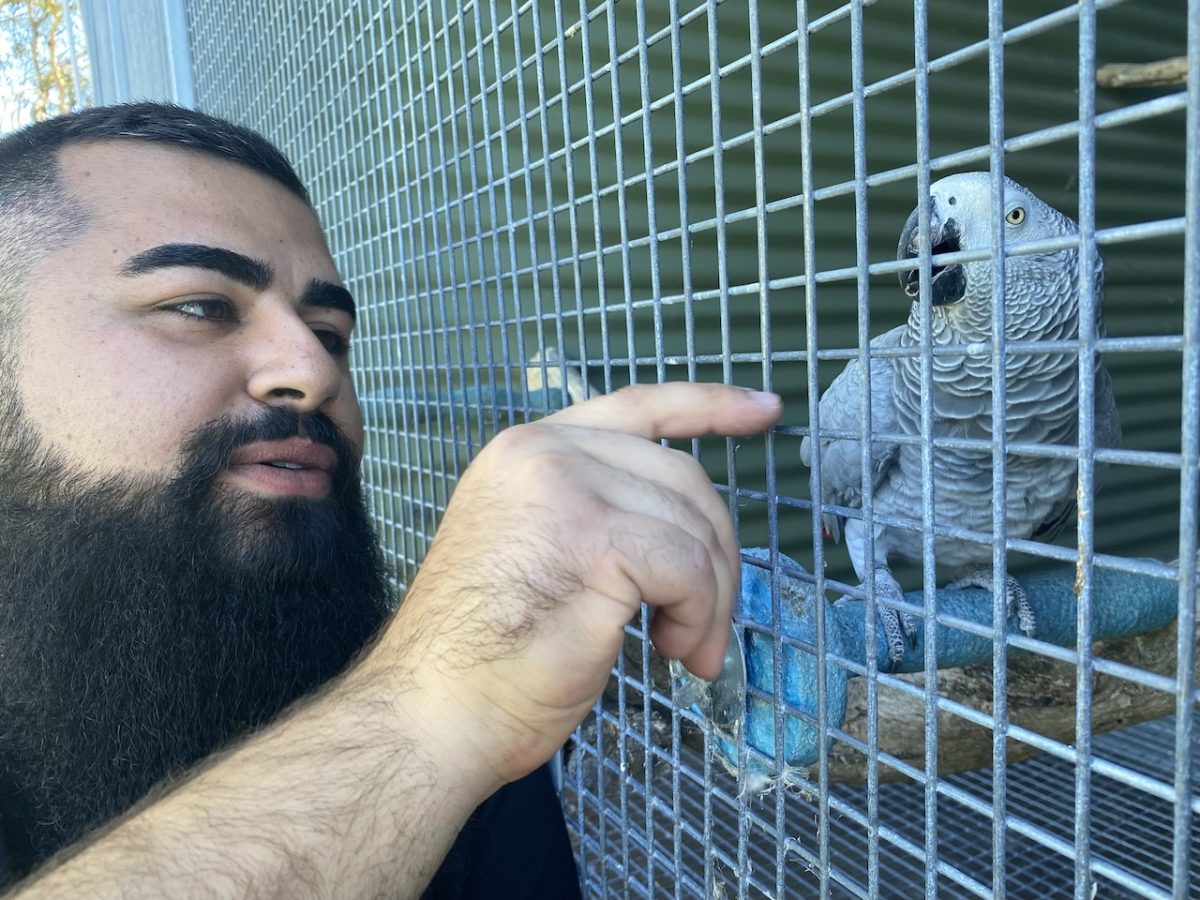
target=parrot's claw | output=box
[880,606,919,668]
[866,566,918,669]
[947,568,1036,638]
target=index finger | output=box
[544,382,782,440]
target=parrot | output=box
[800,172,1120,664]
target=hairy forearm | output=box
[8,647,494,899]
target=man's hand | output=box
[375,382,782,788]
[11,382,779,899]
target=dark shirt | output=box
[0,764,580,898]
[423,764,581,899]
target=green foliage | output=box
[1,0,89,127]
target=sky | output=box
[0,6,92,137]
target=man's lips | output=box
[222,438,338,498]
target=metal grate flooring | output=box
[564,714,1199,898]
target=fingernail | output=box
[746,390,781,409]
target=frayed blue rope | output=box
[685,547,1179,781]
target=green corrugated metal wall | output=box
[189,1,1188,588]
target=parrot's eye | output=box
[1005,206,1027,225]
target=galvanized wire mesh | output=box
[185,1,1196,896]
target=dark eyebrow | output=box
[301,278,357,322]
[119,243,273,292]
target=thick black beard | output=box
[0,404,392,873]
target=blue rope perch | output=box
[681,547,1181,783]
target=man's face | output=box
[14,140,363,493]
[0,141,391,872]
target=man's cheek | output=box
[340,396,366,453]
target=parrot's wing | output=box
[1030,252,1120,543]
[1031,359,1121,542]
[1093,362,1122,458]
[800,327,905,543]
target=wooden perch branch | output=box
[827,616,1196,784]
[1097,56,1187,89]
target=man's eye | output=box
[166,299,236,322]
[313,329,349,356]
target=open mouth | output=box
[224,439,340,498]
[898,216,965,306]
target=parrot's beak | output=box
[897,201,966,307]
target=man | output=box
[0,102,781,897]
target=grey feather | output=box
[800,327,904,545]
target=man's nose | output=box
[244,309,344,413]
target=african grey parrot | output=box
[800,172,1120,663]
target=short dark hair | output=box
[0,102,311,355]
[0,101,308,203]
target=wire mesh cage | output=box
[186,1,1196,896]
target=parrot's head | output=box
[896,172,1079,316]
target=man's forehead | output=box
[55,140,338,283]
[60,140,250,202]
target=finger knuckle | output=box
[664,445,708,481]
[484,422,543,457]
[475,425,572,499]
[611,384,663,427]
[480,424,542,468]
[663,448,727,518]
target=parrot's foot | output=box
[946,568,1036,637]
[866,566,918,667]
